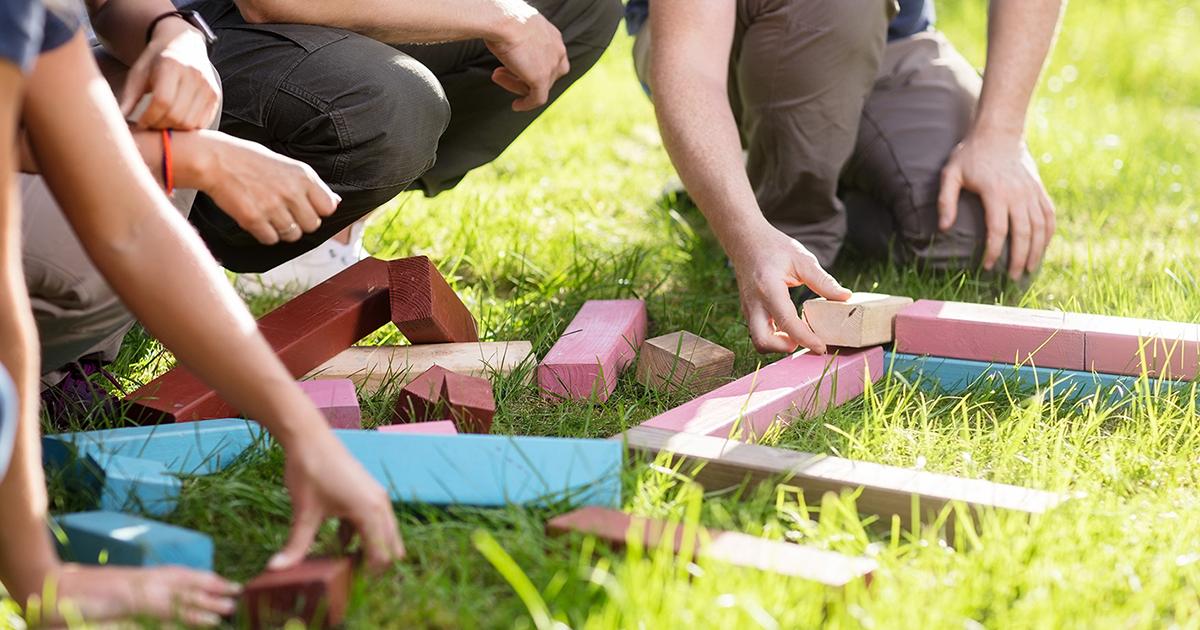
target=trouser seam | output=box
[275,79,357,187]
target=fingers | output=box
[761,281,827,354]
[799,258,851,302]
[1024,201,1048,275]
[135,70,181,129]
[1006,202,1032,280]
[744,299,795,355]
[981,193,1009,273]
[269,507,324,571]
[492,68,529,97]
[242,217,281,246]
[119,60,152,120]
[178,588,237,626]
[938,163,964,232]
[307,181,341,219]
[352,489,405,573]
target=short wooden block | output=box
[307,341,534,395]
[54,511,213,570]
[45,418,265,476]
[335,430,622,507]
[298,380,361,429]
[639,347,883,440]
[378,420,458,435]
[894,300,1084,370]
[41,441,180,517]
[547,507,876,586]
[1066,313,1200,380]
[387,256,479,343]
[242,557,352,629]
[391,365,451,424]
[802,293,913,348]
[635,331,734,393]
[441,371,495,434]
[539,300,648,402]
[125,258,392,422]
[619,426,1066,529]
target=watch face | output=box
[182,10,218,45]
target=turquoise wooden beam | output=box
[54,511,212,570]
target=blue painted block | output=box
[54,511,212,570]
[46,418,265,476]
[96,455,182,517]
[335,430,622,508]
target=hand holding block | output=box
[802,293,913,348]
[635,331,734,393]
[242,557,352,629]
[54,511,213,570]
[547,507,876,586]
[378,420,458,435]
[539,300,648,402]
[391,365,451,424]
[298,380,361,429]
[387,256,479,343]
[441,371,495,434]
[308,341,534,395]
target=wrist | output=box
[170,129,219,191]
[148,14,201,47]
[481,0,539,45]
[968,114,1025,149]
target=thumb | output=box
[268,508,324,571]
[120,62,152,119]
[938,165,963,232]
[803,262,851,302]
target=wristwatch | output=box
[145,9,218,47]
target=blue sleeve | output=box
[0,0,46,73]
[41,9,78,54]
[0,361,16,481]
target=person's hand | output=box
[730,225,851,355]
[183,131,340,245]
[938,131,1057,280]
[485,2,569,112]
[120,19,221,130]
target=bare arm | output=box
[648,1,848,355]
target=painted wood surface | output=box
[54,511,213,570]
[547,506,876,586]
[441,371,495,433]
[635,331,735,393]
[391,365,450,424]
[335,430,622,507]
[639,347,883,440]
[538,300,649,402]
[387,256,479,343]
[1066,313,1200,380]
[378,420,459,435]
[801,293,913,348]
[298,379,361,429]
[242,557,352,629]
[42,439,179,516]
[307,342,534,395]
[46,418,264,476]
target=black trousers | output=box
[187,0,622,272]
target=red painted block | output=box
[441,371,495,434]
[387,256,478,344]
[241,557,353,629]
[640,347,883,440]
[1066,313,1200,380]
[538,300,648,402]
[298,380,361,429]
[893,300,1084,370]
[391,365,451,424]
[125,258,392,423]
[378,420,459,435]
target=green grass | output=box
[40,0,1200,627]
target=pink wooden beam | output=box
[297,379,361,429]
[639,347,883,440]
[538,300,648,402]
[378,420,458,435]
[1066,313,1200,380]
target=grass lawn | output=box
[34,0,1200,627]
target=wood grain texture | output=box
[306,342,534,395]
[387,255,479,343]
[635,331,735,393]
[242,557,352,629]
[378,420,458,435]
[802,293,913,348]
[639,348,883,440]
[298,380,361,429]
[894,300,1084,370]
[619,426,1066,528]
[441,371,495,433]
[124,258,392,423]
[1066,313,1200,380]
[547,506,876,586]
[538,300,648,402]
[54,511,213,570]
[391,365,451,424]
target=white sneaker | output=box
[235,221,368,296]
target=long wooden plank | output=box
[306,341,534,394]
[547,507,876,586]
[619,426,1066,527]
[639,348,882,440]
[44,418,265,476]
[1066,313,1200,380]
[54,511,213,570]
[539,300,648,402]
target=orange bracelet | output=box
[161,129,175,197]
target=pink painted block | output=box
[640,347,883,440]
[1066,313,1200,380]
[894,300,1084,370]
[538,300,648,402]
[378,420,459,435]
[298,380,361,429]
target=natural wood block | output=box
[242,557,352,629]
[298,379,361,429]
[387,256,478,343]
[307,341,534,395]
[894,300,1084,370]
[538,300,648,402]
[378,420,458,435]
[125,258,392,423]
[1065,313,1200,380]
[54,511,213,570]
[635,331,734,393]
[547,507,876,586]
[639,347,883,440]
[802,293,913,348]
[391,365,451,424]
[441,371,495,434]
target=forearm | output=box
[974,0,1065,142]
[88,0,180,67]
[235,0,533,44]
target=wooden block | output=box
[387,256,478,343]
[307,341,534,395]
[619,426,1066,529]
[298,380,361,429]
[45,418,265,476]
[125,258,392,423]
[335,430,622,507]
[547,507,876,587]
[441,371,495,434]
[640,347,883,440]
[635,331,735,393]
[391,365,450,424]
[54,511,213,570]
[41,440,181,516]
[894,300,1084,370]
[242,557,352,629]
[1065,313,1200,380]
[378,420,459,435]
[539,300,648,402]
[802,293,913,348]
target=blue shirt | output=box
[0,0,77,73]
[625,0,934,41]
